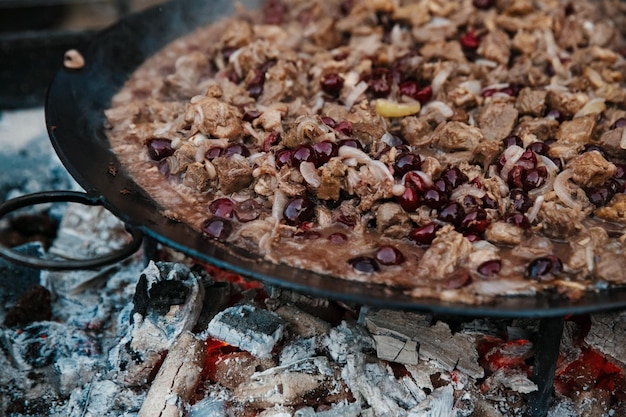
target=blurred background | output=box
[0,0,167,109]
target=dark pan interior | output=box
[45,0,626,318]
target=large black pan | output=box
[42,0,626,318]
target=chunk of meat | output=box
[351,122,386,148]
[212,155,253,194]
[477,102,519,141]
[183,162,213,192]
[566,151,616,187]
[477,29,511,65]
[555,115,597,146]
[595,194,626,224]
[513,117,559,140]
[374,202,412,239]
[417,225,473,281]
[537,200,586,238]
[597,127,626,158]
[567,227,609,274]
[167,143,197,175]
[419,41,466,63]
[161,52,212,99]
[400,116,434,147]
[431,121,484,152]
[485,222,524,246]
[515,88,547,117]
[259,60,307,105]
[220,20,254,49]
[317,158,346,201]
[186,97,243,138]
[595,245,626,284]
[546,91,589,118]
[473,140,502,169]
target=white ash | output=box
[279,336,317,366]
[323,320,375,364]
[584,312,626,369]
[205,304,285,359]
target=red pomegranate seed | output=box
[438,202,465,226]
[613,164,626,180]
[477,259,501,277]
[434,178,450,194]
[321,116,336,128]
[263,132,281,152]
[202,218,232,240]
[404,172,429,193]
[415,86,433,104]
[394,153,422,176]
[585,185,615,207]
[328,232,348,244]
[611,117,626,129]
[209,198,235,219]
[460,209,489,233]
[223,144,250,158]
[502,135,523,149]
[396,186,420,212]
[338,138,363,150]
[275,149,293,169]
[312,141,339,165]
[205,147,223,160]
[398,80,419,98]
[423,188,448,209]
[521,167,547,191]
[473,0,494,9]
[321,73,344,96]
[291,144,318,168]
[460,31,480,49]
[349,256,379,273]
[409,222,440,245]
[375,246,405,265]
[234,199,263,222]
[507,166,525,189]
[510,189,532,213]
[283,196,315,225]
[526,255,562,279]
[504,212,531,229]
[440,166,469,189]
[242,110,262,122]
[517,149,537,170]
[335,121,353,136]
[482,194,498,209]
[147,139,175,161]
[527,141,550,155]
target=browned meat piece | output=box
[213,155,253,194]
[485,222,524,246]
[555,115,597,146]
[497,0,534,15]
[167,143,197,175]
[220,20,254,49]
[537,200,585,238]
[511,31,537,56]
[595,194,626,224]
[477,102,519,141]
[546,91,589,118]
[317,158,346,201]
[185,97,243,139]
[556,18,587,51]
[183,162,213,192]
[259,60,307,105]
[473,140,502,169]
[161,52,211,99]
[597,127,626,158]
[567,227,609,273]
[477,29,511,65]
[513,117,559,140]
[595,247,626,283]
[400,116,434,147]
[515,88,547,117]
[374,202,412,239]
[310,17,342,49]
[566,151,616,187]
[431,121,484,152]
[351,122,386,149]
[417,225,473,281]
[419,41,466,63]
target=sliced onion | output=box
[574,98,605,118]
[369,160,394,182]
[300,161,321,188]
[344,81,369,110]
[402,170,433,187]
[392,183,406,196]
[339,145,371,164]
[499,145,524,181]
[526,195,544,223]
[271,190,288,220]
[420,100,454,118]
[474,59,498,68]
[553,169,582,210]
[459,80,482,95]
[431,65,452,95]
[451,184,486,201]
[228,47,244,78]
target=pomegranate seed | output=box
[526,255,562,279]
[527,141,550,155]
[507,166,525,189]
[510,189,533,213]
[438,202,465,226]
[242,110,262,122]
[606,178,621,195]
[234,199,263,222]
[482,194,498,209]
[147,139,175,161]
[335,213,357,228]
[394,153,421,176]
[321,73,344,96]
[375,246,405,265]
[202,218,232,240]
[477,259,501,277]
[275,149,293,169]
[423,188,448,209]
[415,86,433,104]
[440,166,469,189]
[501,84,522,97]
[263,132,281,152]
[349,256,379,273]
[205,147,223,160]
[223,144,250,158]
[409,222,440,245]
[504,212,531,229]
[460,31,480,49]
[502,135,523,149]
[522,167,547,191]
[443,270,473,289]
[613,164,626,180]
[550,157,564,172]
[404,172,429,192]
[517,149,538,169]
[460,209,489,233]
[321,116,336,128]
[611,117,626,129]
[385,134,405,147]
[313,141,339,165]
[209,198,235,219]
[434,178,451,194]
[473,0,494,9]
[396,187,420,212]
[247,69,265,98]
[335,121,353,136]
[283,196,315,225]
[482,88,497,98]
[291,144,318,168]
[328,232,348,244]
[368,78,391,98]
[463,195,481,209]
[545,109,564,122]
[398,80,419,98]
[464,233,482,242]
[585,185,615,207]
[338,138,363,150]
[221,47,237,60]
[225,70,240,84]
[263,0,287,24]
[581,144,606,158]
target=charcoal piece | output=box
[148,280,189,314]
[3,285,51,327]
[584,312,626,368]
[0,242,42,316]
[324,321,374,365]
[207,305,285,359]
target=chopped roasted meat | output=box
[431,121,484,152]
[515,88,547,117]
[477,102,519,142]
[566,151,616,187]
[212,155,253,194]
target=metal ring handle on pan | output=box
[0,190,143,270]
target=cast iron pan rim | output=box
[44,0,626,318]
